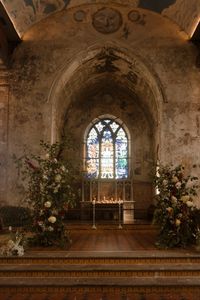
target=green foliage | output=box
[153,164,199,248]
[14,139,80,248]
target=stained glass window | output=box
[86,118,129,179]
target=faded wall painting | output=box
[2,0,71,36]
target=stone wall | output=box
[0,2,199,208]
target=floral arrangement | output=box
[0,230,25,256]
[14,140,80,248]
[153,164,199,248]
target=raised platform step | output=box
[0,255,200,299]
[1,227,200,299]
[1,276,200,287]
[1,262,200,278]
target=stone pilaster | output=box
[0,59,9,205]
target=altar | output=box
[81,178,135,224]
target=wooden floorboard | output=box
[66,228,158,251]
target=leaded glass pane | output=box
[86,158,99,178]
[86,127,99,178]
[95,121,104,133]
[104,119,111,123]
[115,128,128,178]
[101,129,114,178]
[87,128,98,144]
[115,158,128,178]
[86,118,129,179]
[110,121,119,133]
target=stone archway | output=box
[48,42,165,222]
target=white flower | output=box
[44,201,52,208]
[48,216,57,223]
[43,175,48,180]
[162,179,168,186]
[40,209,44,216]
[175,182,182,189]
[180,195,190,203]
[55,174,62,182]
[171,196,177,204]
[54,158,57,163]
[60,165,66,172]
[175,219,181,226]
[186,201,194,208]
[172,176,178,183]
[38,221,44,227]
[45,153,50,159]
[166,207,173,213]
[7,240,15,248]
[13,245,24,256]
[48,226,54,232]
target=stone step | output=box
[1,251,200,265]
[1,263,200,277]
[0,276,200,288]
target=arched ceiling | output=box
[0,0,200,41]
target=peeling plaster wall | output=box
[2,3,200,208]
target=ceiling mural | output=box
[1,0,200,37]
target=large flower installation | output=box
[15,140,80,247]
[153,164,199,248]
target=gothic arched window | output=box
[85,117,129,179]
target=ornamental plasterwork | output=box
[92,7,122,34]
[67,0,139,8]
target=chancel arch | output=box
[48,42,165,222]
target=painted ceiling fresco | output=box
[1,0,200,37]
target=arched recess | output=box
[48,42,166,221]
[48,41,165,161]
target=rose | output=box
[175,182,182,189]
[48,216,57,223]
[180,195,190,203]
[175,219,181,226]
[186,201,194,208]
[44,201,52,208]
[172,176,179,183]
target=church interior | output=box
[0,0,200,299]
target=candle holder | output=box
[118,200,123,229]
[92,199,96,229]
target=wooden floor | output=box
[66,226,158,251]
